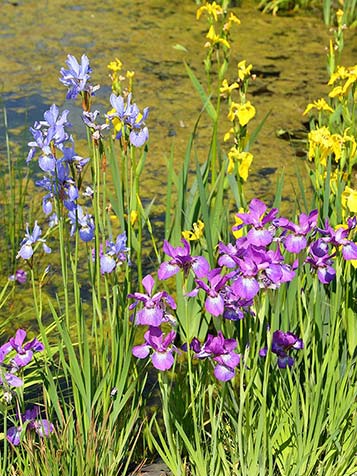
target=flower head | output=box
[60,54,95,100]
[132,326,177,371]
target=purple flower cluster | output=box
[190,332,241,381]
[130,199,357,380]
[259,330,304,368]
[0,329,44,389]
[130,275,177,371]
[21,100,95,252]
[92,232,130,274]
[7,406,54,446]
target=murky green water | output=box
[0,0,356,325]
[1,0,356,204]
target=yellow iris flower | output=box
[228,101,256,126]
[237,60,253,82]
[205,25,230,49]
[342,187,357,213]
[232,208,245,238]
[223,12,241,32]
[227,147,253,180]
[303,98,334,115]
[220,79,239,97]
[196,1,223,21]
[182,220,205,241]
[107,58,123,72]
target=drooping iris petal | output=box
[342,242,357,260]
[205,294,224,316]
[247,228,273,247]
[158,262,180,280]
[214,364,235,382]
[132,344,151,359]
[284,234,307,254]
[100,255,116,274]
[234,276,260,300]
[136,307,163,327]
[129,127,149,147]
[151,350,174,371]
[192,256,210,278]
[13,350,33,368]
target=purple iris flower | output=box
[107,92,149,147]
[318,219,357,261]
[132,326,177,371]
[188,268,231,316]
[259,330,303,368]
[82,110,109,141]
[129,274,176,327]
[27,127,56,171]
[0,329,44,369]
[281,209,318,254]
[190,331,240,381]
[158,239,210,280]
[17,222,51,260]
[96,232,130,274]
[68,206,95,242]
[60,54,94,100]
[40,104,71,144]
[7,406,54,446]
[306,239,336,284]
[61,145,90,172]
[222,284,253,321]
[36,160,79,214]
[9,269,27,284]
[234,199,279,247]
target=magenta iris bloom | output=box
[0,329,44,369]
[306,239,336,284]
[132,326,177,371]
[259,330,303,368]
[158,239,210,280]
[234,198,279,247]
[191,331,240,381]
[281,209,318,253]
[9,269,27,284]
[7,406,54,446]
[129,274,176,326]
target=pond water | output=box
[1,0,356,211]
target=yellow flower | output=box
[205,25,230,48]
[228,101,256,126]
[232,208,245,238]
[182,220,204,241]
[107,58,123,72]
[328,66,349,85]
[130,210,138,226]
[329,85,345,99]
[342,187,357,213]
[126,71,135,79]
[223,12,241,31]
[237,60,253,82]
[303,98,334,115]
[220,79,239,97]
[107,107,123,135]
[224,127,234,142]
[196,1,223,21]
[227,147,253,180]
